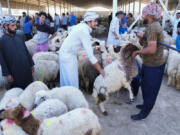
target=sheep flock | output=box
[0,25,179,135]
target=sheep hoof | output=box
[102,111,108,116]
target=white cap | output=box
[83,12,99,22]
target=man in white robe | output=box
[107,11,124,46]
[59,12,105,88]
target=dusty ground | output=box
[0,76,179,135]
[85,76,180,135]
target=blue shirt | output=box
[70,15,76,26]
[61,16,68,25]
[119,27,128,34]
[176,35,180,50]
[121,16,128,26]
[36,18,39,24]
[45,19,50,25]
[24,22,32,34]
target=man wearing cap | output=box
[0,16,34,89]
[107,11,124,47]
[59,12,105,88]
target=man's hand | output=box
[6,75,13,83]
[132,51,140,59]
[137,31,144,38]
[31,67,35,73]
[100,69,105,77]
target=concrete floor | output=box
[0,76,179,135]
[85,76,180,135]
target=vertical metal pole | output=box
[139,0,141,14]
[128,1,130,13]
[7,0,12,15]
[162,0,168,29]
[46,0,49,13]
[54,0,56,14]
[25,0,29,15]
[38,0,40,11]
[133,0,135,15]
[125,2,127,13]
[0,0,3,16]
[113,0,118,19]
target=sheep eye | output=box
[41,97,46,101]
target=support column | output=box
[113,0,118,19]
[139,0,141,14]
[54,0,56,14]
[7,0,12,15]
[128,2,130,13]
[133,0,135,15]
[25,0,29,15]
[46,0,49,13]
[38,0,40,11]
[162,0,168,29]
[0,0,3,16]
[125,2,127,13]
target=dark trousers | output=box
[140,63,165,115]
[25,34,32,41]
[62,25,67,30]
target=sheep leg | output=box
[99,102,108,116]
[176,75,180,90]
[127,84,134,102]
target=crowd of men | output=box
[17,11,77,41]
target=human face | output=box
[39,15,46,24]
[87,19,98,29]
[117,14,123,20]
[5,22,17,35]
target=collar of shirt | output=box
[83,23,92,33]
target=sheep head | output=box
[34,90,49,108]
[0,104,27,122]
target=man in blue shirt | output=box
[69,12,76,26]
[35,13,40,24]
[24,18,33,41]
[61,13,68,30]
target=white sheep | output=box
[34,86,89,111]
[176,64,180,90]
[18,81,49,111]
[167,49,180,87]
[25,34,38,56]
[0,88,23,110]
[1,120,28,135]
[92,43,141,115]
[33,60,59,83]
[1,105,101,135]
[1,99,67,135]
[31,99,67,120]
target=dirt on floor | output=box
[85,76,180,135]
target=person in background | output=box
[131,2,165,120]
[127,13,135,27]
[107,11,124,46]
[35,13,40,24]
[66,12,71,25]
[61,13,68,30]
[54,13,60,31]
[176,21,180,50]
[108,13,112,26]
[0,16,34,89]
[24,17,33,41]
[25,15,29,23]
[69,12,76,26]
[171,12,180,38]
[121,13,128,27]
[20,12,26,30]
[45,13,53,26]
[59,12,105,88]
[35,12,57,54]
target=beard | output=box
[8,27,16,35]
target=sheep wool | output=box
[31,99,68,120]
[34,86,89,111]
[38,108,101,135]
[33,60,59,82]
[25,34,38,56]
[19,81,49,111]
[0,88,23,110]
[1,120,28,135]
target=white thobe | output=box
[169,16,180,38]
[107,17,120,46]
[59,23,98,88]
